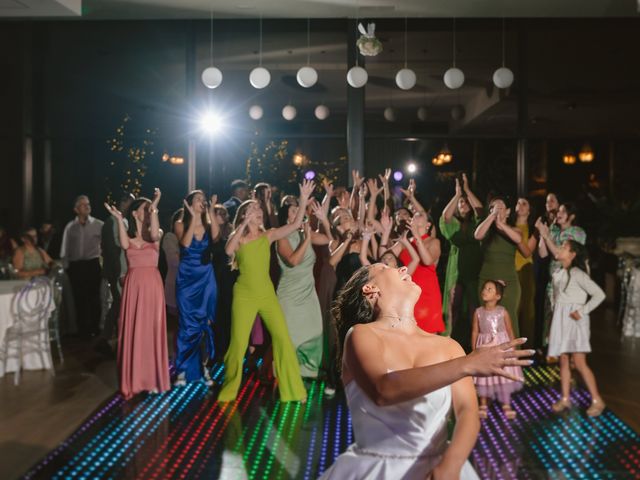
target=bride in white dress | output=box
[320,264,534,479]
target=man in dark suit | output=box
[98,192,134,353]
[222,179,250,223]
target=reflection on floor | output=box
[21,362,640,480]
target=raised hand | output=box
[534,217,549,238]
[352,169,364,189]
[462,172,470,192]
[455,178,462,197]
[399,229,411,245]
[358,182,368,198]
[104,202,124,221]
[299,179,315,203]
[466,338,534,382]
[380,212,392,233]
[310,199,327,221]
[400,178,417,199]
[378,168,391,186]
[322,178,334,198]
[183,199,195,216]
[367,178,381,198]
[151,188,162,209]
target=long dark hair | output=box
[278,200,298,227]
[564,240,589,291]
[560,202,579,227]
[182,190,210,233]
[126,198,151,238]
[331,265,377,368]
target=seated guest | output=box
[0,225,16,262]
[12,227,53,278]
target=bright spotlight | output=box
[393,170,403,181]
[407,162,417,174]
[200,111,224,134]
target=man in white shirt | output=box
[60,195,104,337]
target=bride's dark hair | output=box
[331,265,378,368]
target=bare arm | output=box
[434,343,480,478]
[344,325,533,406]
[328,234,352,268]
[462,173,483,211]
[359,231,372,266]
[267,179,314,243]
[398,233,419,274]
[442,179,463,224]
[496,219,523,244]
[104,203,130,250]
[474,213,496,240]
[516,227,537,259]
[277,228,311,267]
[470,309,479,350]
[207,194,221,242]
[400,179,426,215]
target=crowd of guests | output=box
[0,170,607,418]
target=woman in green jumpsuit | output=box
[474,197,523,337]
[218,180,314,403]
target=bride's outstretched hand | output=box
[466,338,534,382]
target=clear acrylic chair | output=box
[1,276,54,385]
[48,266,65,364]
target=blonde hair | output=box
[229,199,265,270]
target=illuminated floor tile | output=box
[22,365,640,479]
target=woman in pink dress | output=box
[105,188,170,400]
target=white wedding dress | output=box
[319,380,480,479]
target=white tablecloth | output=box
[0,279,55,377]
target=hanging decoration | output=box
[297,19,318,88]
[444,19,465,90]
[249,105,264,120]
[356,22,382,56]
[579,143,594,162]
[395,18,416,90]
[347,65,368,88]
[384,107,397,122]
[105,114,156,202]
[493,18,514,89]
[202,5,222,89]
[250,15,271,89]
[314,104,330,120]
[282,104,297,121]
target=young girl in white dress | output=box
[319,264,534,479]
[548,240,606,417]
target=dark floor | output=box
[1,307,639,480]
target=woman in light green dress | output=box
[276,198,332,378]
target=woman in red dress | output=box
[380,208,444,333]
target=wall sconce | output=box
[579,144,594,163]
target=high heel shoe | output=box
[586,398,606,417]
[552,397,572,413]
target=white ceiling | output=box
[2,0,638,19]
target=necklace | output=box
[380,314,417,329]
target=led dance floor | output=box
[22,364,640,479]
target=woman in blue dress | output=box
[173,190,220,386]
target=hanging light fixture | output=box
[493,18,514,89]
[250,15,271,89]
[432,156,444,166]
[297,19,318,88]
[347,5,368,88]
[435,144,453,164]
[443,19,465,90]
[396,18,416,90]
[563,151,577,165]
[579,143,594,162]
[202,5,222,89]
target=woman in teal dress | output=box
[439,174,483,350]
[276,198,332,378]
[474,197,523,337]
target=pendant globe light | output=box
[493,18,514,89]
[297,18,318,88]
[347,7,368,88]
[443,19,464,90]
[395,18,416,90]
[250,15,271,89]
[202,5,222,89]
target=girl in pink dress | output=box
[105,189,170,400]
[471,279,523,419]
